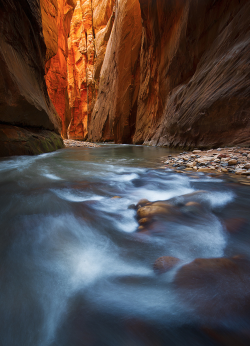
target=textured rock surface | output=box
[40,0,59,61]
[0,0,62,134]
[67,0,115,140]
[88,0,142,143]
[45,0,76,138]
[134,0,250,148]
[0,0,63,155]
[0,124,64,157]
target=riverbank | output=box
[63,139,100,148]
[161,147,250,185]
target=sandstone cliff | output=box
[134,0,250,148]
[87,0,250,148]
[67,0,115,140]
[1,0,249,154]
[88,0,142,143]
[0,0,63,156]
[44,0,76,138]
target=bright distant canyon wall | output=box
[0,0,249,156]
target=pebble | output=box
[161,146,250,184]
[228,159,238,166]
[64,139,100,148]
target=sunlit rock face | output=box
[67,0,115,140]
[0,0,63,156]
[88,0,142,143]
[40,0,59,61]
[134,0,250,148]
[44,0,76,138]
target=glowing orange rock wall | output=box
[44,0,76,138]
[67,0,115,140]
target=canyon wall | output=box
[44,0,76,138]
[88,0,142,143]
[87,0,250,148]
[1,0,249,155]
[0,0,63,156]
[133,0,250,148]
[67,0,115,140]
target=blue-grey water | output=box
[0,145,250,346]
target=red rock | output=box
[67,0,115,140]
[44,0,76,138]
[153,256,180,274]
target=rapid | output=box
[0,145,250,346]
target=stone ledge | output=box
[0,124,64,157]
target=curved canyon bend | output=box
[0,0,250,345]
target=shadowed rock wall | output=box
[88,0,142,143]
[0,0,63,156]
[134,0,250,148]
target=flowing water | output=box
[0,145,250,346]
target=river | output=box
[0,145,250,346]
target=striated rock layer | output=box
[0,0,63,156]
[67,0,115,140]
[88,0,142,143]
[86,0,250,147]
[44,0,76,138]
[133,0,250,148]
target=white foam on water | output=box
[51,189,104,202]
[108,173,140,182]
[134,186,194,203]
[43,173,62,180]
[198,191,235,208]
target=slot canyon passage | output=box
[1,0,250,345]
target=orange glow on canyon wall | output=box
[42,0,115,139]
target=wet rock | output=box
[198,168,214,173]
[138,218,150,225]
[174,257,250,321]
[223,218,247,234]
[184,201,203,214]
[153,256,180,274]
[0,125,64,157]
[136,199,150,208]
[235,169,247,175]
[137,204,173,218]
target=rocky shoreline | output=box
[63,139,100,148]
[161,147,250,185]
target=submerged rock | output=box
[174,257,250,322]
[154,256,180,274]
